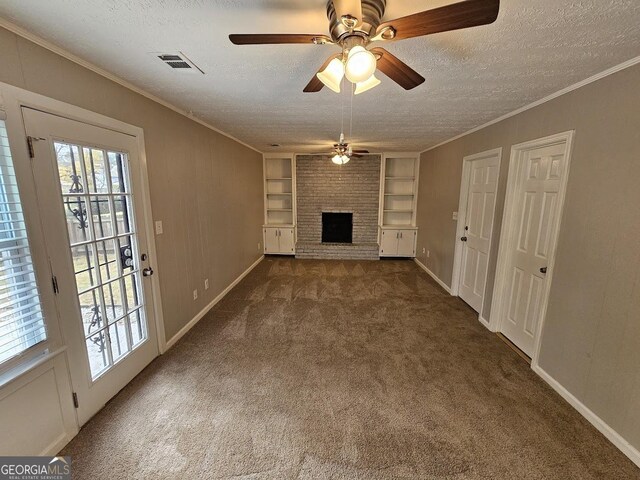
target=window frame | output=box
[0,108,62,378]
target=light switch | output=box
[452,212,458,221]
[155,221,163,235]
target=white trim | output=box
[165,255,264,350]
[414,258,452,295]
[0,347,67,390]
[420,55,640,154]
[41,433,75,457]
[451,147,502,296]
[478,315,491,329]
[533,365,640,469]
[0,18,262,155]
[489,131,575,364]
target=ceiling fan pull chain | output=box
[340,75,345,138]
[349,81,354,141]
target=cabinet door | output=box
[264,228,279,253]
[279,228,295,254]
[397,230,416,257]
[380,229,398,256]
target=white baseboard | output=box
[41,432,76,456]
[533,364,640,469]
[165,255,264,350]
[478,315,491,329]
[414,258,452,295]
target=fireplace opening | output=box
[322,212,353,243]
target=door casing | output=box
[451,148,502,326]
[488,131,574,367]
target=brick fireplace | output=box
[295,154,380,260]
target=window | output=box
[0,119,47,364]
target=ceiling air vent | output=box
[155,52,204,74]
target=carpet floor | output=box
[61,258,640,479]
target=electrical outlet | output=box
[193,289,198,300]
[204,279,209,290]
[427,250,430,258]
[155,221,163,235]
[422,248,426,254]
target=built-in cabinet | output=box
[378,153,420,257]
[379,227,417,257]
[263,154,296,255]
[263,226,295,254]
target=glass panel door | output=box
[55,142,147,379]
[23,107,158,426]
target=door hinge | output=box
[26,136,45,158]
[52,275,59,294]
[26,136,35,158]
[72,392,79,408]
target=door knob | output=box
[142,267,154,277]
[461,236,468,242]
[540,267,547,274]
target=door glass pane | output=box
[53,141,149,379]
[63,197,91,243]
[72,243,98,292]
[90,196,114,239]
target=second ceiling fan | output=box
[230,0,500,94]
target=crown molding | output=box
[420,54,640,155]
[0,18,263,154]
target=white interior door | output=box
[22,107,159,425]
[499,141,570,357]
[459,155,500,312]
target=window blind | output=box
[0,119,47,364]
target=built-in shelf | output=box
[380,154,419,229]
[379,154,419,258]
[264,155,296,255]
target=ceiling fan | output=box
[230,0,500,94]
[328,133,369,165]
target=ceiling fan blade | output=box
[333,0,363,28]
[352,149,369,153]
[376,0,500,41]
[304,54,341,93]
[229,34,332,45]
[370,48,425,90]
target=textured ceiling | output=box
[1,1,639,152]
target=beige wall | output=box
[416,62,640,451]
[0,26,264,341]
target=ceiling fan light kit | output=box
[344,45,377,83]
[317,58,345,93]
[354,73,381,95]
[332,154,351,165]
